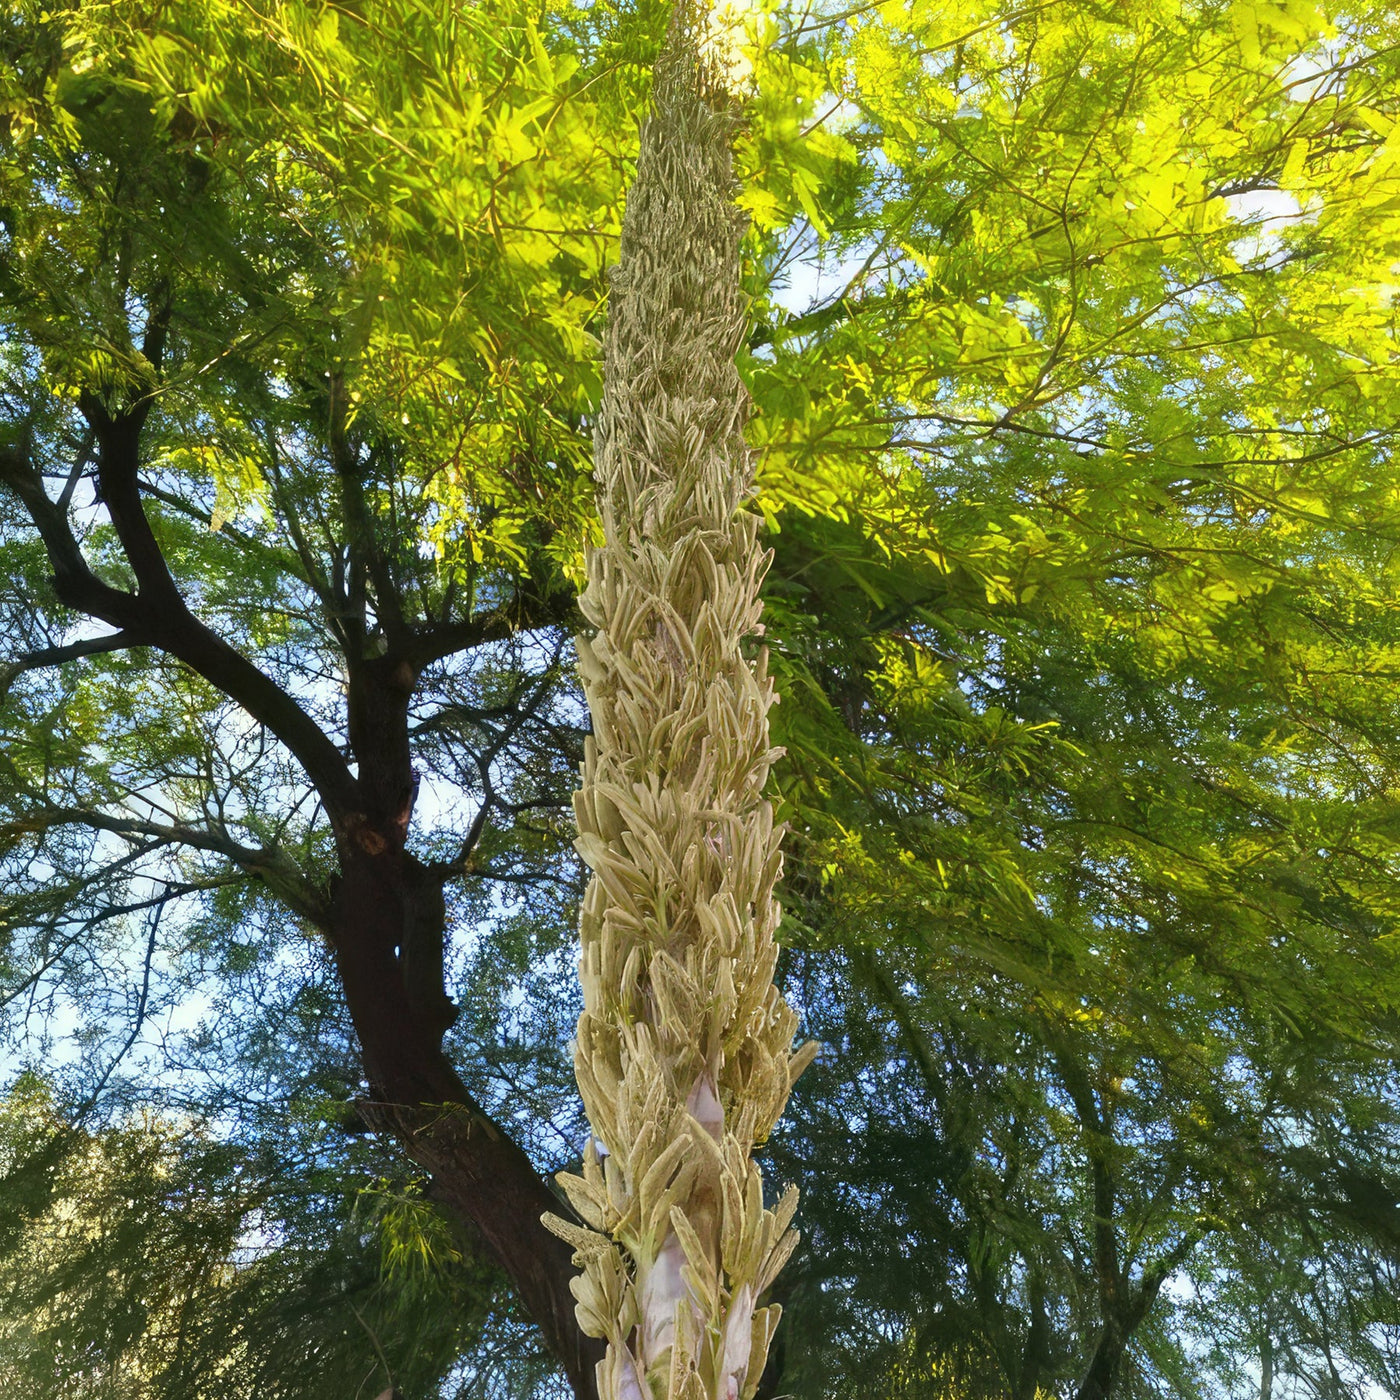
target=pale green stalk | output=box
[544,7,815,1399]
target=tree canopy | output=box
[2,0,1400,1397]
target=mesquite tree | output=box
[547,10,814,1400]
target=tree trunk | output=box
[332,843,604,1399]
[1014,1272,1051,1400]
[1072,1273,1163,1400]
[1074,1323,1127,1400]
[551,8,814,1400]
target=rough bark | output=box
[551,9,814,1400]
[330,761,602,1394]
[1014,1272,1051,1400]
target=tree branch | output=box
[0,439,138,622]
[2,419,360,819]
[4,802,330,927]
[328,373,406,653]
[5,629,140,678]
[74,888,166,1118]
[409,584,576,669]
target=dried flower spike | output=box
[545,6,816,1399]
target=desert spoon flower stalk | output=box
[543,7,817,1400]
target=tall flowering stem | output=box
[544,8,816,1400]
